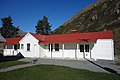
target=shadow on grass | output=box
[0,52,24,63]
[86,59,120,75]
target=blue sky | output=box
[0,0,96,33]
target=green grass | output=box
[0,61,29,69]
[0,65,120,80]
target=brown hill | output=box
[53,0,120,54]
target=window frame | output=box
[80,45,84,52]
[55,44,59,51]
[27,43,30,51]
[14,44,20,50]
[85,45,89,52]
[21,44,24,49]
[14,44,17,50]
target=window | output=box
[14,44,20,50]
[48,44,53,51]
[80,45,84,52]
[55,44,59,51]
[18,44,20,49]
[7,45,12,49]
[21,44,24,49]
[4,45,7,49]
[14,45,17,50]
[27,43,30,51]
[85,45,89,52]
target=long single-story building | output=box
[3,31,114,60]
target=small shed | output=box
[0,34,6,56]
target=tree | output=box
[0,16,19,38]
[42,16,51,35]
[35,16,51,35]
[35,20,44,34]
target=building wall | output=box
[42,43,63,58]
[19,33,40,58]
[91,39,114,60]
[4,45,19,56]
[39,44,46,57]
[41,40,114,60]
[4,49,18,56]
[41,43,94,59]
[78,42,94,59]
[64,43,76,58]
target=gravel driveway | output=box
[20,58,110,73]
[1,58,119,74]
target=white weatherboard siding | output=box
[43,44,50,58]
[4,49,18,56]
[64,43,76,59]
[39,44,46,57]
[43,44,63,58]
[91,39,114,60]
[19,33,39,58]
[50,44,62,58]
[52,44,63,58]
[41,41,114,60]
[42,43,95,59]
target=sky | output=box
[0,0,96,33]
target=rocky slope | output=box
[53,0,120,53]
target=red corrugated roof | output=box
[5,31,113,44]
[31,33,45,41]
[40,31,113,44]
[5,38,22,44]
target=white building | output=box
[3,31,114,60]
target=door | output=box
[79,44,90,59]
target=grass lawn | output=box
[0,61,29,69]
[0,65,120,80]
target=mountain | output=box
[53,0,120,53]
[18,29,27,36]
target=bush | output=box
[115,50,120,55]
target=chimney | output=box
[71,30,78,33]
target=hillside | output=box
[53,0,120,53]
[18,30,27,36]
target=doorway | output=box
[79,44,91,59]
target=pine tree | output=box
[35,16,51,35]
[35,20,44,34]
[42,16,51,35]
[0,16,19,38]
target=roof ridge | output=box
[42,31,112,37]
